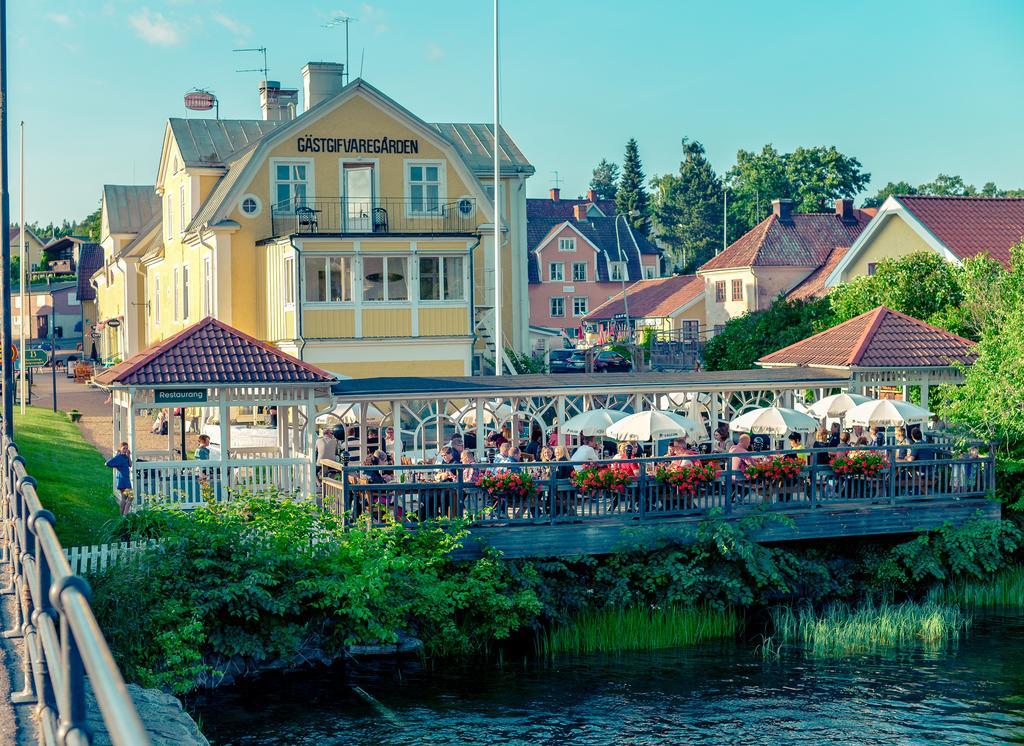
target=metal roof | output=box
[76,244,103,301]
[168,118,286,167]
[101,185,161,235]
[330,368,851,402]
[187,146,259,231]
[429,122,533,176]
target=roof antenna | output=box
[323,16,358,84]
[234,47,269,80]
[359,48,365,79]
[551,170,564,191]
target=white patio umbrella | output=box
[316,403,386,426]
[806,393,874,420]
[844,399,933,428]
[454,400,513,426]
[559,408,629,437]
[729,406,819,436]
[606,410,700,442]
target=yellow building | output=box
[95,65,535,376]
[582,274,705,345]
[825,194,1021,286]
[9,226,46,271]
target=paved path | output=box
[0,565,38,744]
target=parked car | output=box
[592,349,633,373]
[548,349,583,374]
[29,340,54,351]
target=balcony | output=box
[268,197,478,239]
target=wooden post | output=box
[709,391,719,437]
[475,397,485,456]
[555,395,565,448]
[218,391,229,495]
[391,400,403,465]
[359,402,368,462]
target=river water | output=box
[192,615,1024,745]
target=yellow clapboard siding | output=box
[304,308,356,338]
[319,359,467,378]
[362,308,412,337]
[419,307,469,336]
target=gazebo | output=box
[757,306,977,409]
[94,317,336,509]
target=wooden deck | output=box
[449,497,1000,559]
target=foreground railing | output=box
[1,437,150,744]
[328,443,995,527]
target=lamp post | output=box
[0,0,14,437]
[492,0,503,376]
[613,212,635,338]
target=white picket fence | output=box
[64,540,158,576]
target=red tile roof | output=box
[785,246,849,301]
[758,306,977,369]
[94,317,337,386]
[584,274,703,321]
[896,196,1024,267]
[699,209,872,272]
[526,197,616,220]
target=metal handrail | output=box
[1,437,150,745]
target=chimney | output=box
[301,62,346,112]
[549,188,560,202]
[586,189,597,202]
[572,204,588,222]
[835,198,856,224]
[259,80,299,121]
[772,198,793,224]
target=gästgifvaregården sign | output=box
[154,389,208,405]
[296,136,420,154]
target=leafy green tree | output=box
[702,297,833,371]
[588,159,620,201]
[918,173,975,197]
[651,139,724,272]
[616,138,650,233]
[827,252,965,333]
[862,180,918,208]
[724,145,789,239]
[784,146,870,213]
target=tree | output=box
[918,173,975,197]
[616,138,649,233]
[724,145,789,240]
[588,159,620,201]
[651,139,723,272]
[863,180,918,208]
[827,252,965,333]
[703,297,833,371]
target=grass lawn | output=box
[13,406,119,547]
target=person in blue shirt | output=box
[105,442,133,515]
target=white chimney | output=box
[259,80,299,121]
[301,62,346,112]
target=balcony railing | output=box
[268,197,478,238]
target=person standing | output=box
[570,436,600,471]
[106,443,133,516]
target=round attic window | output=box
[239,194,262,218]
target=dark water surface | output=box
[192,615,1024,745]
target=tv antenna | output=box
[551,171,564,190]
[234,47,269,79]
[323,16,357,84]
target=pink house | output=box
[527,189,662,347]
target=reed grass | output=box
[763,601,971,658]
[540,605,741,657]
[928,565,1024,610]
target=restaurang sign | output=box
[154,389,208,405]
[296,136,420,154]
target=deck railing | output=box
[133,457,312,510]
[268,197,478,238]
[1,436,150,744]
[328,443,995,527]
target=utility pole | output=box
[492,0,503,376]
[18,120,24,414]
[48,277,55,413]
[722,188,728,254]
[0,0,15,437]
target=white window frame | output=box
[283,255,295,307]
[269,157,315,213]
[239,194,263,219]
[154,276,161,326]
[572,262,588,282]
[404,160,447,216]
[572,296,589,317]
[609,261,627,282]
[550,296,565,318]
[644,265,656,280]
[172,267,180,322]
[179,184,186,233]
[418,254,466,303]
[203,257,212,316]
[166,195,173,240]
[182,264,191,321]
[362,255,410,303]
[558,237,577,252]
[549,262,565,282]
[302,255,353,305]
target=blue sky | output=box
[10,0,1024,223]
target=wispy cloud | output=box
[426,43,445,62]
[212,13,250,38]
[47,12,72,27]
[360,4,389,34]
[129,8,181,47]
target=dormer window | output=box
[609,261,627,282]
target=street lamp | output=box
[613,211,640,338]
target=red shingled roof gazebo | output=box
[94,317,337,510]
[757,306,977,408]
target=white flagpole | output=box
[492,0,503,376]
[18,120,24,413]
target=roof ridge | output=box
[899,194,1024,202]
[848,306,889,365]
[870,306,979,347]
[759,307,876,363]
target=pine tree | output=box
[651,139,723,272]
[588,159,620,200]
[616,138,649,233]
